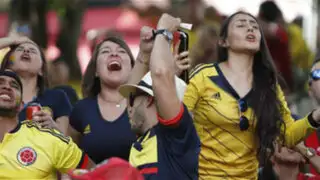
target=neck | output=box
[20,76,38,103]
[99,84,124,102]
[0,116,18,138]
[225,51,254,77]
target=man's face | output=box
[128,94,148,135]
[309,62,320,103]
[0,76,22,113]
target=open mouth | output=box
[0,93,12,101]
[107,61,122,71]
[20,54,31,62]
[246,34,256,42]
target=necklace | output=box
[99,95,125,108]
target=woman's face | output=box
[9,43,43,76]
[96,41,132,88]
[225,13,261,53]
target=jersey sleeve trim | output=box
[76,152,89,169]
[23,121,70,144]
[157,103,184,127]
[140,167,158,174]
[189,63,214,79]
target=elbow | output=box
[151,68,175,81]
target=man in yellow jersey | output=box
[0,70,94,179]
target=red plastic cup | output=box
[26,103,41,120]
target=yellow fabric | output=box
[288,24,314,70]
[69,81,82,99]
[183,63,316,179]
[129,130,158,168]
[0,120,83,179]
[185,29,197,50]
[0,47,10,64]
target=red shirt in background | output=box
[266,25,293,90]
[305,131,320,176]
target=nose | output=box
[110,50,119,57]
[23,48,30,53]
[247,27,254,33]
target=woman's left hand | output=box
[32,110,58,130]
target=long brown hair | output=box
[0,43,49,96]
[82,35,135,98]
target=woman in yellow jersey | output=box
[184,11,320,180]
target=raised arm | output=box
[150,14,182,120]
[0,36,31,49]
[126,26,154,85]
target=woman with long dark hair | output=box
[0,36,72,134]
[68,34,137,164]
[184,11,320,179]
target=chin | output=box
[0,103,16,109]
[0,107,18,117]
[131,127,143,136]
[103,76,128,87]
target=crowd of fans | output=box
[0,1,319,180]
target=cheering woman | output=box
[184,11,320,179]
[0,36,72,134]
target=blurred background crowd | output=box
[0,0,318,117]
[0,0,320,179]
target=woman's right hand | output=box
[139,26,154,54]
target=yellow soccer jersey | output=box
[0,120,85,179]
[184,63,316,180]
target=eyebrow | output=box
[237,19,257,24]
[16,46,37,51]
[99,46,111,51]
[0,78,19,87]
[11,79,19,87]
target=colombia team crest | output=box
[17,147,37,166]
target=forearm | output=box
[150,36,175,76]
[284,117,315,147]
[0,37,15,49]
[150,35,181,120]
[56,116,69,135]
[127,51,150,85]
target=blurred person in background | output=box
[189,23,218,69]
[184,11,319,179]
[0,36,72,135]
[258,1,293,91]
[287,16,315,100]
[48,59,79,106]
[69,34,137,164]
[305,53,320,174]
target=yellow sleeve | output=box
[183,64,205,112]
[277,85,316,147]
[51,129,84,173]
